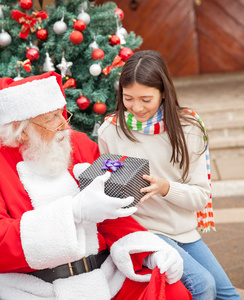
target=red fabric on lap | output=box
[112,267,192,300]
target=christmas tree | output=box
[0,0,142,140]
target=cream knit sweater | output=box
[98,119,211,243]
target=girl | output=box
[98,50,241,300]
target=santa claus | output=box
[0,71,192,300]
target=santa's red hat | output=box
[0,71,66,125]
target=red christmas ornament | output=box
[20,0,33,10]
[76,96,90,110]
[115,8,124,20]
[119,47,133,62]
[93,102,107,115]
[36,28,48,42]
[91,48,105,60]
[73,20,86,32]
[70,31,83,44]
[109,35,120,46]
[63,78,77,89]
[26,47,39,61]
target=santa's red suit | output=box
[0,130,191,300]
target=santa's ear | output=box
[12,121,20,129]
[13,121,29,145]
[21,130,29,145]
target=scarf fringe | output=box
[185,109,215,232]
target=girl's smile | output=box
[123,82,163,122]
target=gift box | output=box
[78,153,150,207]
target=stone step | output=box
[210,147,244,181]
[195,106,244,149]
[173,71,244,183]
[208,129,244,149]
[201,110,244,130]
[191,101,244,114]
[173,71,244,117]
[236,289,244,299]
[173,72,244,152]
[173,71,244,88]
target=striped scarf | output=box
[125,106,166,134]
[105,107,215,232]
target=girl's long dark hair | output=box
[115,50,208,182]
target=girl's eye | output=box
[124,98,132,101]
[142,99,151,102]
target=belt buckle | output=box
[68,262,74,276]
[68,257,89,276]
[82,256,89,272]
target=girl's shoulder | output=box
[180,109,206,133]
[180,111,207,153]
[98,117,116,137]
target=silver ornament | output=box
[14,69,24,81]
[114,81,119,90]
[116,27,126,45]
[119,27,128,38]
[14,75,24,81]
[77,11,90,25]
[89,63,101,76]
[0,29,11,47]
[43,52,55,72]
[53,20,67,35]
[0,5,4,19]
[29,42,39,51]
[57,53,73,78]
[89,40,99,49]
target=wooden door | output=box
[97,0,199,76]
[195,0,244,73]
[97,0,244,76]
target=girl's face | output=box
[122,82,163,122]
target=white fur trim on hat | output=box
[0,76,66,125]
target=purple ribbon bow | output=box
[101,159,124,172]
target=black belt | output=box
[29,249,109,283]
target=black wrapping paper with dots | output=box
[78,153,150,207]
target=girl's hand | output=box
[140,174,170,202]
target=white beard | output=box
[21,126,72,177]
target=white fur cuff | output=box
[110,231,173,282]
[20,197,85,269]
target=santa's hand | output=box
[143,248,183,284]
[73,163,91,180]
[72,171,137,223]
